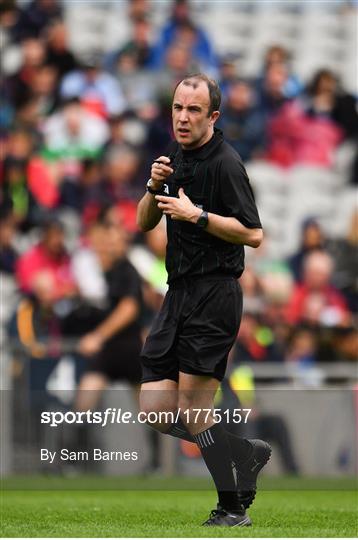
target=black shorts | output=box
[89,334,142,384]
[140,276,242,383]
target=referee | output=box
[137,73,271,527]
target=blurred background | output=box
[0,0,357,481]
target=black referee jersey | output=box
[163,128,262,285]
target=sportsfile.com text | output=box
[41,408,252,428]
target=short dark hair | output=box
[173,73,221,115]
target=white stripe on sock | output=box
[204,430,211,447]
[207,429,215,445]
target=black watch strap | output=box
[196,210,209,229]
[146,179,168,195]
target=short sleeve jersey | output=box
[163,129,262,284]
[104,258,143,336]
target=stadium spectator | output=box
[59,157,107,220]
[256,62,289,120]
[42,97,109,160]
[0,208,18,274]
[60,52,127,118]
[0,129,55,229]
[264,99,343,167]
[151,0,218,75]
[287,218,326,282]
[127,0,150,22]
[327,209,358,313]
[72,218,143,411]
[239,266,265,315]
[218,53,240,101]
[15,0,63,39]
[103,145,142,202]
[286,251,350,327]
[0,0,22,45]
[44,19,78,78]
[305,69,358,142]
[15,218,77,300]
[27,61,59,116]
[304,69,358,181]
[153,41,197,97]
[11,270,63,364]
[260,45,302,99]
[3,36,46,109]
[105,17,154,73]
[218,79,265,162]
[286,326,318,366]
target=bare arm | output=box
[77,297,139,356]
[137,192,163,232]
[137,156,173,232]
[155,188,263,248]
[94,297,139,342]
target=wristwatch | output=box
[196,210,209,229]
[146,178,168,195]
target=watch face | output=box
[197,212,208,228]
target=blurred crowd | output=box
[1,0,357,394]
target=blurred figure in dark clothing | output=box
[218,53,240,101]
[60,158,107,219]
[218,79,265,162]
[287,218,326,282]
[15,0,62,39]
[145,94,173,159]
[71,218,143,411]
[3,36,46,109]
[27,62,59,117]
[1,128,41,230]
[327,210,358,313]
[0,208,18,274]
[256,62,290,119]
[44,19,78,78]
[305,69,358,141]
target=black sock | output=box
[165,417,194,441]
[193,423,240,513]
[166,416,252,462]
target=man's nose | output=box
[178,109,188,122]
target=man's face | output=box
[43,227,64,257]
[172,81,219,150]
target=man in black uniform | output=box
[137,74,271,527]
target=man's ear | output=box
[211,110,220,125]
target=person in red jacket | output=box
[16,219,76,300]
[286,250,350,327]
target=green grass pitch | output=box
[1,477,357,537]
